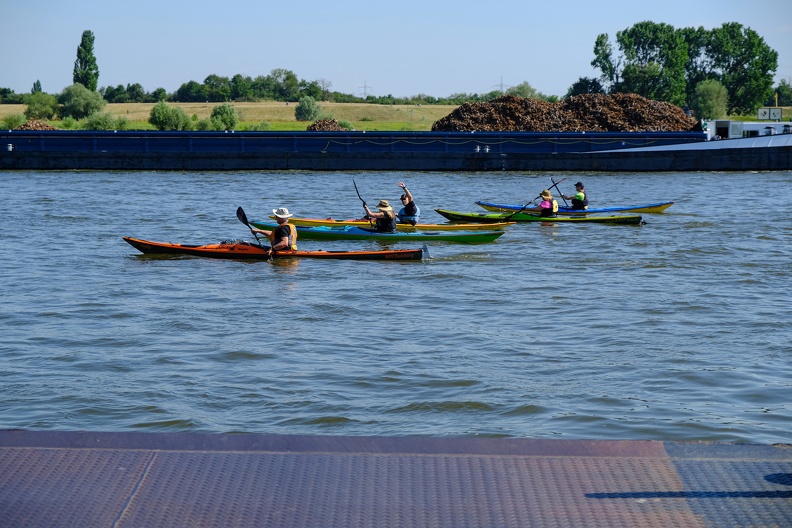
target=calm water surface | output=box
[0,170,790,444]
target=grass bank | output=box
[0,102,459,131]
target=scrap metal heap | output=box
[15,119,59,131]
[431,93,700,133]
[307,118,351,131]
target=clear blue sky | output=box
[2,0,790,99]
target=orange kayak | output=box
[123,237,427,261]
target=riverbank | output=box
[0,102,459,132]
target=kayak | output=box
[475,200,675,214]
[434,209,643,225]
[278,216,514,231]
[249,222,505,243]
[123,237,428,261]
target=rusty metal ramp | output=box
[0,431,790,527]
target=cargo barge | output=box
[2,120,789,172]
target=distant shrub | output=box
[84,112,129,130]
[210,103,239,130]
[149,101,191,130]
[2,113,26,130]
[25,92,59,120]
[244,121,271,131]
[195,117,225,131]
[295,96,322,121]
[60,116,78,129]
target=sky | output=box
[2,0,790,99]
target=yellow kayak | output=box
[275,216,515,231]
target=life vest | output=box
[397,205,421,226]
[540,199,558,217]
[269,223,298,250]
[571,191,588,210]
[375,211,398,233]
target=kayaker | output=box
[249,207,297,252]
[538,190,558,217]
[363,199,398,233]
[560,182,588,210]
[397,181,420,225]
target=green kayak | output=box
[434,209,643,225]
[249,221,505,243]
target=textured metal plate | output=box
[1,431,790,528]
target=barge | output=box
[2,120,790,172]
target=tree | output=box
[73,30,99,91]
[708,22,777,115]
[230,74,253,101]
[299,79,323,100]
[691,79,728,119]
[32,80,42,94]
[126,83,146,103]
[566,77,605,97]
[268,68,300,101]
[103,84,128,103]
[149,87,168,102]
[591,21,778,113]
[591,33,620,92]
[174,80,207,102]
[210,103,239,130]
[771,79,792,106]
[678,26,713,105]
[294,96,322,121]
[317,78,333,101]
[203,74,231,102]
[615,21,688,104]
[59,83,106,119]
[25,92,59,120]
[507,81,539,99]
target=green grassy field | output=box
[0,102,460,131]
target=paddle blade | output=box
[236,207,249,226]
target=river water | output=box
[0,170,790,444]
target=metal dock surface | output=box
[1,430,790,527]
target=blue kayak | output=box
[475,200,675,215]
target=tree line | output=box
[2,24,790,120]
[572,21,787,116]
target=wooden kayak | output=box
[475,200,675,214]
[123,237,428,261]
[249,222,505,243]
[434,209,643,225]
[277,216,514,231]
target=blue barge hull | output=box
[2,130,789,171]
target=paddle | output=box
[550,177,568,206]
[503,194,541,221]
[503,178,567,221]
[353,179,374,226]
[236,206,260,242]
[237,206,275,259]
